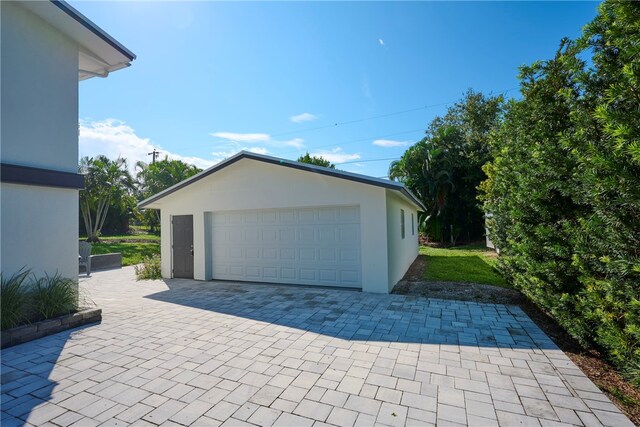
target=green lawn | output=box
[421,243,508,287]
[90,242,160,266]
[79,234,160,242]
[95,234,159,241]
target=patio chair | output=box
[79,241,92,276]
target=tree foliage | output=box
[482,0,640,382]
[391,90,503,243]
[135,158,202,231]
[297,152,336,169]
[79,156,135,242]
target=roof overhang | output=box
[20,1,135,81]
[138,151,427,212]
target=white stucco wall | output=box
[1,2,79,280]
[154,159,393,293]
[1,2,79,172]
[385,190,419,291]
[1,184,79,280]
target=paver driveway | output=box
[1,268,633,427]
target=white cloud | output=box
[372,139,409,148]
[209,132,270,142]
[211,131,304,150]
[378,38,385,46]
[274,138,304,149]
[310,148,360,164]
[79,119,216,172]
[290,112,318,123]
[247,147,269,155]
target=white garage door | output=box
[209,206,361,288]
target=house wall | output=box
[1,2,78,172]
[0,2,79,280]
[156,159,392,293]
[385,190,419,291]
[0,184,79,279]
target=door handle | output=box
[190,245,194,256]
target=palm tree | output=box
[79,156,134,242]
[389,139,454,219]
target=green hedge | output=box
[482,1,640,384]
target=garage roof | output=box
[20,1,135,80]
[139,151,426,211]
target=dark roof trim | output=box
[1,163,84,189]
[51,0,136,61]
[138,152,426,211]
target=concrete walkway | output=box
[1,267,633,426]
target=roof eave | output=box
[19,1,135,81]
[138,151,426,212]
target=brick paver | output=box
[0,267,633,426]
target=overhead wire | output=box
[277,127,426,157]
[196,86,520,168]
[269,100,455,139]
[269,86,518,141]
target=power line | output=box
[335,157,399,165]
[270,86,518,140]
[279,127,425,157]
[270,101,453,139]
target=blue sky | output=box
[75,1,599,178]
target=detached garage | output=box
[139,152,425,294]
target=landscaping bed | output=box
[1,307,101,349]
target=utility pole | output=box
[148,149,159,164]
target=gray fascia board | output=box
[51,0,136,61]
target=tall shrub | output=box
[482,0,640,381]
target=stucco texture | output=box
[149,158,419,293]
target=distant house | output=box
[1,1,135,279]
[139,152,426,294]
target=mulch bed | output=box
[393,255,640,425]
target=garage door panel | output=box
[340,227,359,241]
[281,268,296,280]
[280,248,295,260]
[340,248,359,262]
[244,212,259,223]
[318,207,336,222]
[263,248,277,259]
[300,269,315,280]
[263,267,278,279]
[228,213,243,224]
[210,206,361,288]
[298,209,316,223]
[341,270,360,283]
[298,228,315,242]
[228,247,242,259]
[299,248,315,261]
[339,206,359,221]
[245,229,259,242]
[279,210,296,222]
[246,266,260,278]
[318,248,336,261]
[319,270,337,283]
[319,228,336,242]
[280,228,295,242]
